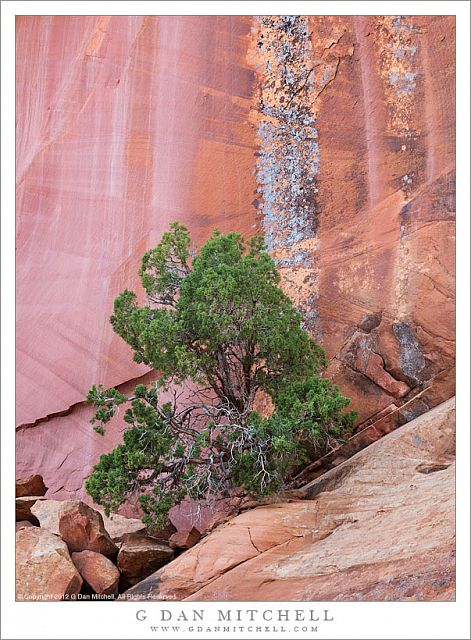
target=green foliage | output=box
[271,376,357,454]
[86,223,356,527]
[86,385,127,435]
[109,226,326,401]
[139,221,191,306]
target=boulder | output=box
[16,474,48,498]
[169,527,202,550]
[71,550,120,596]
[99,511,146,542]
[124,399,455,601]
[31,499,147,547]
[30,499,61,534]
[16,521,36,532]
[16,527,82,601]
[145,520,177,542]
[117,532,174,586]
[15,496,46,524]
[58,501,118,558]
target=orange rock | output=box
[71,550,120,596]
[31,498,147,545]
[58,501,118,558]
[117,532,174,586]
[16,474,48,498]
[169,527,202,550]
[124,398,455,601]
[16,527,82,601]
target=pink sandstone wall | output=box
[16,16,259,499]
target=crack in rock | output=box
[16,371,153,431]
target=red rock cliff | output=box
[16,16,455,502]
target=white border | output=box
[3,0,471,16]
[2,2,470,639]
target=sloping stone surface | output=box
[124,398,455,601]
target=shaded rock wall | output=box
[16,16,455,503]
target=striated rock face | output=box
[16,527,83,600]
[16,16,455,505]
[124,398,455,601]
[251,15,455,428]
[15,16,258,500]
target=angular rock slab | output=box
[16,527,82,601]
[124,398,455,601]
[99,511,146,543]
[16,474,48,498]
[30,499,61,534]
[117,532,174,586]
[146,520,177,542]
[71,550,120,596]
[58,501,118,558]
[169,527,202,550]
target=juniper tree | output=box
[86,223,356,527]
